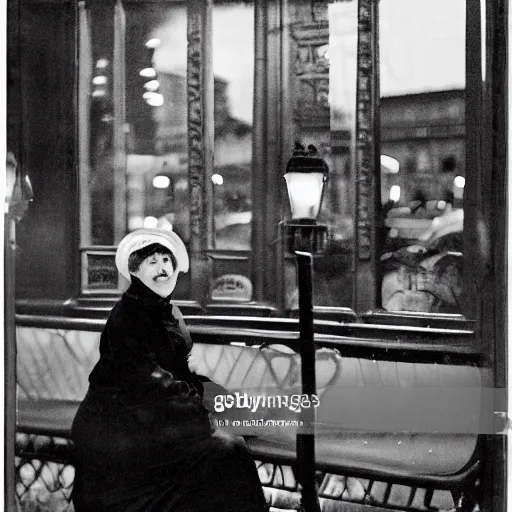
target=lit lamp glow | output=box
[285,172,325,220]
[283,143,329,253]
[284,144,328,222]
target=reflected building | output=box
[126,70,252,248]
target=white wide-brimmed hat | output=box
[115,225,189,280]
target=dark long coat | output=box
[71,276,267,512]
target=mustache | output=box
[153,271,169,280]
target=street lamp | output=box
[282,143,329,254]
[282,142,328,512]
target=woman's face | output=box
[132,251,179,297]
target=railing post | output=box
[295,251,321,512]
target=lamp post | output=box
[282,143,329,254]
[282,142,328,512]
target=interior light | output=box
[381,155,400,174]
[140,68,157,78]
[144,80,160,91]
[143,91,157,100]
[389,185,401,202]
[96,59,109,69]
[92,75,108,85]
[454,176,465,188]
[146,38,161,49]
[128,216,144,230]
[92,89,106,98]
[146,93,164,107]
[153,175,171,189]
[144,216,158,228]
[212,174,224,185]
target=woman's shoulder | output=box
[107,297,150,332]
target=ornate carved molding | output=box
[187,0,213,257]
[290,12,330,128]
[187,7,204,254]
[354,0,378,261]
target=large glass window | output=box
[379,0,466,314]
[77,0,475,318]
[284,1,358,309]
[212,3,254,250]
[124,3,189,241]
[79,1,255,297]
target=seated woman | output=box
[71,226,267,512]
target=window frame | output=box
[75,0,494,337]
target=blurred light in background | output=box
[212,174,224,185]
[144,80,160,91]
[144,216,158,228]
[92,75,108,85]
[389,185,401,202]
[140,68,157,78]
[96,58,109,68]
[128,216,145,230]
[381,155,400,174]
[146,38,161,49]
[454,175,465,188]
[153,175,171,189]
[146,93,164,107]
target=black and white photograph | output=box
[4,0,510,511]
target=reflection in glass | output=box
[124,3,189,247]
[212,3,254,251]
[379,0,466,313]
[285,0,358,309]
[83,3,117,246]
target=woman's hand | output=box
[151,366,175,388]
[187,346,201,373]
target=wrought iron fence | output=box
[16,432,480,512]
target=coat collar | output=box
[124,275,174,312]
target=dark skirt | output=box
[71,387,267,512]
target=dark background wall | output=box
[13,1,79,300]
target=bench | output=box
[15,321,485,511]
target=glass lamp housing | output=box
[284,171,325,220]
[284,144,329,222]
